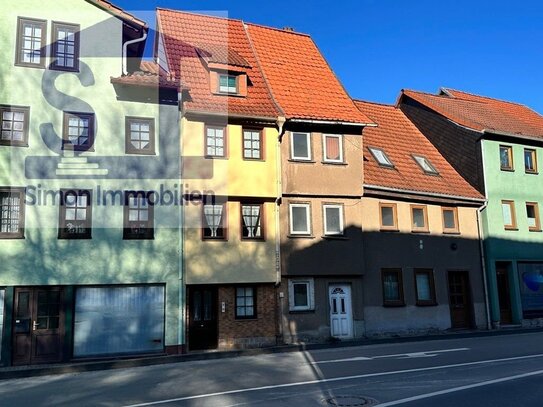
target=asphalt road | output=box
[2,332,543,406]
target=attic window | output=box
[219,74,237,93]
[368,147,394,168]
[413,155,439,175]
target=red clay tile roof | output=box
[246,24,373,125]
[355,100,483,200]
[156,9,280,119]
[86,0,147,28]
[402,88,543,139]
[110,61,186,90]
[196,45,251,68]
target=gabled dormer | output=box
[196,45,250,97]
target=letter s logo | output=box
[40,61,96,154]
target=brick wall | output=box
[217,284,278,349]
[400,97,485,194]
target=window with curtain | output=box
[243,129,262,159]
[323,134,343,162]
[0,188,25,238]
[123,191,154,239]
[206,126,225,157]
[415,269,436,305]
[241,204,263,239]
[59,189,92,239]
[203,203,226,239]
[235,287,256,319]
[382,269,404,306]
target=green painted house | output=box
[0,0,184,365]
[400,88,543,328]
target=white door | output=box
[329,284,353,338]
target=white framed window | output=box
[368,147,394,167]
[413,154,439,175]
[323,204,344,235]
[323,134,343,163]
[289,203,310,235]
[288,278,315,311]
[290,132,311,160]
[219,74,237,93]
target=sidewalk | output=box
[1,326,542,380]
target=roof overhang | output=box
[289,118,376,127]
[85,0,148,30]
[482,129,543,144]
[364,184,486,206]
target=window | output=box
[290,132,311,160]
[0,106,29,146]
[15,17,46,68]
[63,112,94,151]
[379,202,398,231]
[411,205,428,232]
[526,202,541,232]
[126,117,155,155]
[123,191,154,239]
[501,200,517,230]
[289,203,310,235]
[442,207,459,234]
[413,155,439,175]
[203,203,226,239]
[235,287,256,319]
[205,125,226,157]
[368,147,394,168]
[288,279,315,311]
[500,145,513,171]
[524,149,537,173]
[51,22,80,71]
[0,188,25,239]
[323,134,343,163]
[243,129,262,160]
[323,204,343,235]
[219,74,237,93]
[382,269,404,306]
[414,269,436,306]
[58,189,92,239]
[241,204,263,239]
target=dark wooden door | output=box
[448,271,472,329]
[496,264,513,324]
[188,286,218,351]
[12,287,64,365]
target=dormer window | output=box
[219,74,237,94]
[413,155,439,175]
[368,147,394,168]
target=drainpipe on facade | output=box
[477,201,492,331]
[122,30,148,75]
[275,116,286,343]
[178,91,186,352]
[478,137,492,330]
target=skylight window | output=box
[413,155,439,175]
[368,147,394,167]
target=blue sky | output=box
[115,0,543,113]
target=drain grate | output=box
[326,395,377,406]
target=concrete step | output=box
[57,163,100,169]
[55,168,109,176]
[60,157,89,164]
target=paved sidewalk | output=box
[1,326,541,380]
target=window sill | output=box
[321,235,348,240]
[416,302,438,307]
[235,317,258,321]
[380,228,399,232]
[383,303,405,308]
[288,158,315,163]
[504,227,519,231]
[14,62,45,69]
[204,155,228,160]
[443,230,460,235]
[525,171,539,175]
[0,235,25,240]
[287,234,314,239]
[411,229,430,234]
[0,142,29,147]
[500,168,515,172]
[50,65,80,73]
[321,161,347,166]
[241,237,266,241]
[242,158,265,162]
[202,238,228,242]
[58,236,92,240]
[529,229,542,232]
[125,150,156,156]
[289,309,315,314]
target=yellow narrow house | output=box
[157,9,282,350]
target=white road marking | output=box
[121,353,543,407]
[313,348,469,364]
[376,368,543,406]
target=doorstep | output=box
[1,326,543,380]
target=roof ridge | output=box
[243,23,284,117]
[441,87,530,107]
[244,22,311,37]
[353,99,395,108]
[156,7,244,23]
